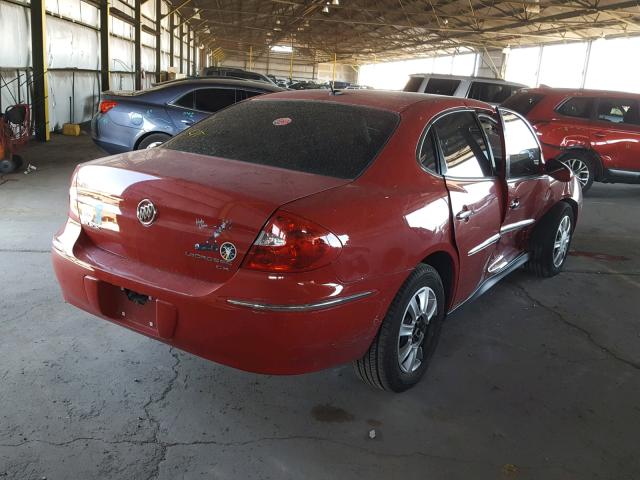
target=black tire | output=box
[558,151,594,193]
[12,154,23,170]
[354,264,445,392]
[527,202,575,278]
[137,133,171,150]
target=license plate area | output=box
[83,276,178,339]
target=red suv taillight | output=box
[99,100,117,114]
[242,211,343,273]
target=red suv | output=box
[503,88,640,192]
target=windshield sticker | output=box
[272,117,292,126]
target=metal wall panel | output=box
[0,1,31,68]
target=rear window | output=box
[468,82,520,103]
[501,92,544,115]
[556,97,594,118]
[424,78,461,96]
[163,100,399,179]
[404,76,424,92]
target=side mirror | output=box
[544,159,572,182]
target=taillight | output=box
[242,211,343,273]
[99,100,117,114]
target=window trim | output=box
[415,107,498,181]
[499,107,545,180]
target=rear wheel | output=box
[559,151,594,192]
[354,264,445,392]
[137,133,171,150]
[527,202,574,277]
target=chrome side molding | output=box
[227,291,375,312]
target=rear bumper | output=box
[52,220,403,374]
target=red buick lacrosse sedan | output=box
[52,90,581,391]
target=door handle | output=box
[593,132,606,138]
[456,207,474,221]
[509,198,520,209]
[181,120,194,126]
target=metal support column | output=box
[100,0,110,91]
[186,26,191,77]
[155,0,162,83]
[134,0,142,90]
[30,0,50,141]
[179,22,184,73]
[169,13,174,67]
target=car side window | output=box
[432,111,493,178]
[468,82,518,104]
[556,97,594,119]
[596,98,640,125]
[236,90,264,101]
[174,91,195,109]
[418,130,438,173]
[501,111,541,178]
[424,79,461,96]
[194,88,237,113]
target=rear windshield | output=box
[501,92,544,115]
[468,82,521,103]
[404,76,424,92]
[163,100,399,179]
[424,78,461,96]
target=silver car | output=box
[404,74,526,104]
[91,78,283,154]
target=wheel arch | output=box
[558,147,604,180]
[134,131,172,150]
[420,250,457,311]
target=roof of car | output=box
[150,77,283,92]
[255,89,490,113]
[408,74,526,86]
[518,87,640,98]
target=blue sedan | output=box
[91,77,283,154]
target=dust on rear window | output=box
[162,100,399,179]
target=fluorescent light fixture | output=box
[271,45,293,53]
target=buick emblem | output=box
[219,242,237,262]
[136,199,157,226]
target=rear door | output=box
[167,87,237,131]
[431,110,504,303]
[591,96,640,173]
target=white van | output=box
[404,74,526,104]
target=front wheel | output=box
[527,202,575,277]
[559,152,594,192]
[354,264,445,392]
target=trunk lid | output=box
[75,148,348,284]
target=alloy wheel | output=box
[553,215,572,268]
[397,286,438,373]
[563,158,590,188]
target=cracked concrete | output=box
[1,135,639,479]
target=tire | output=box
[12,154,23,170]
[558,151,594,193]
[354,264,445,392]
[137,133,171,150]
[527,202,575,278]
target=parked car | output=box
[502,88,640,192]
[405,74,525,104]
[201,66,278,86]
[91,78,283,154]
[53,90,581,392]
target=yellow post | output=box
[332,53,337,84]
[289,40,294,80]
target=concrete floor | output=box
[1,134,639,480]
